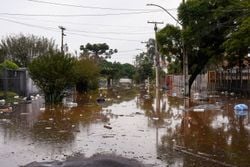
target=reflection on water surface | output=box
[0,89,249,167]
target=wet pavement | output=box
[0,89,250,167]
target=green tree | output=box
[0,60,19,70]
[80,43,117,60]
[73,58,100,92]
[120,63,136,79]
[28,51,75,103]
[177,0,248,95]
[223,11,250,68]
[99,60,117,87]
[134,52,153,84]
[0,34,56,67]
[157,24,182,74]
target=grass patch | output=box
[0,91,19,103]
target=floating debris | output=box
[13,102,19,105]
[65,102,78,108]
[0,99,6,105]
[40,107,45,111]
[193,108,205,112]
[45,127,52,130]
[0,106,12,113]
[104,125,112,129]
[20,112,29,115]
[234,104,248,111]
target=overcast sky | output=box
[0,0,182,64]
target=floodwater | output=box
[0,88,250,167]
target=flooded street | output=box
[0,89,250,167]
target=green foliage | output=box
[134,52,153,84]
[120,63,136,79]
[223,5,250,68]
[0,91,18,103]
[80,43,117,59]
[28,52,75,103]
[73,58,100,92]
[0,60,19,70]
[174,0,248,94]
[0,34,56,67]
[157,24,182,74]
[99,60,136,86]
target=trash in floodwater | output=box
[40,107,45,111]
[234,104,248,111]
[20,112,29,115]
[104,125,112,129]
[45,127,52,130]
[96,97,105,103]
[13,102,19,105]
[234,109,248,116]
[64,102,78,108]
[0,106,12,113]
[193,108,205,112]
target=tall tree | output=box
[80,43,117,60]
[134,52,153,84]
[177,0,248,94]
[157,24,182,74]
[73,58,100,92]
[0,34,56,67]
[28,51,75,103]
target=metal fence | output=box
[166,67,250,97]
[0,68,39,97]
[165,74,208,97]
[208,68,250,95]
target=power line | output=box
[0,17,142,42]
[0,17,58,32]
[2,15,151,29]
[68,32,141,42]
[27,0,167,12]
[0,16,152,35]
[0,10,162,17]
[68,28,151,35]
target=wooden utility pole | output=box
[147,21,164,89]
[59,26,66,54]
[182,0,189,97]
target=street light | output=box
[146,3,189,97]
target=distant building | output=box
[119,78,132,88]
[0,68,40,97]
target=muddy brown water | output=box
[0,89,249,167]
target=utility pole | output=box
[147,2,189,97]
[148,21,164,89]
[59,26,66,54]
[182,0,189,97]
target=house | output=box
[0,68,40,97]
[119,78,132,88]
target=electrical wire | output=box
[0,10,162,17]
[0,17,144,42]
[3,15,150,29]
[0,17,58,32]
[68,28,151,35]
[27,0,167,12]
[68,32,141,42]
[0,16,152,35]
